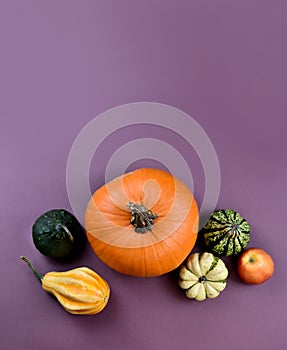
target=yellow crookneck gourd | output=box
[20,256,110,315]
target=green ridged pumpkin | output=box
[203,209,250,256]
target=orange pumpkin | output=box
[85,168,199,277]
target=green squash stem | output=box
[20,256,43,282]
[59,224,74,242]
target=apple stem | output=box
[248,257,255,263]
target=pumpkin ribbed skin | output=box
[42,267,110,315]
[85,168,199,277]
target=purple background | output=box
[1,1,286,349]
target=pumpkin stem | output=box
[20,256,43,282]
[127,202,158,233]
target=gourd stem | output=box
[126,202,158,234]
[198,276,207,283]
[60,224,74,242]
[20,256,43,281]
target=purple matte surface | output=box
[1,1,286,349]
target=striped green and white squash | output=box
[203,209,250,256]
[178,252,228,301]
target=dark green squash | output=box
[203,209,250,256]
[32,209,85,259]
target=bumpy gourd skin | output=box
[178,252,228,301]
[20,257,110,315]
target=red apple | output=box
[237,248,274,284]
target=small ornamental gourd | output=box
[203,209,250,256]
[178,252,228,301]
[32,209,86,259]
[85,168,199,277]
[20,256,110,315]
